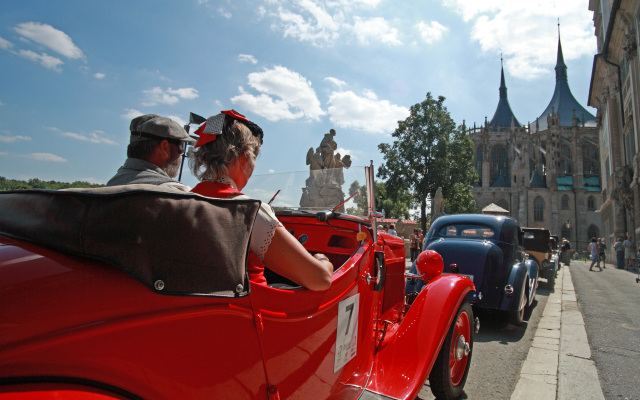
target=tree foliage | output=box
[347,180,412,219]
[377,93,478,231]
[0,177,103,191]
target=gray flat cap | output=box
[130,114,195,144]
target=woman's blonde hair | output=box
[190,119,261,181]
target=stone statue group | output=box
[300,129,352,211]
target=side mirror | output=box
[415,250,443,282]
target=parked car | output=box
[0,165,477,400]
[407,214,538,326]
[522,227,557,286]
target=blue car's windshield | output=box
[437,224,496,239]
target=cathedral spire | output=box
[499,55,507,99]
[534,25,595,130]
[488,57,521,128]
[555,21,568,81]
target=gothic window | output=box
[583,144,599,177]
[625,126,636,169]
[587,196,595,211]
[476,146,483,185]
[534,196,544,222]
[561,195,569,210]
[490,145,510,185]
[587,225,599,240]
[561,145,572,175]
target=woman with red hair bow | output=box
[189,110,333,290]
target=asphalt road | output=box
[567,260,640,400]
[416,276,554,399]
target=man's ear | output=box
[158,139,172,159]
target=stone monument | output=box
[300,129,351,212]
[432,187,445,220]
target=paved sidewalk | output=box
[511,264,605,400]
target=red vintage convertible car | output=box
[0,165,476,400]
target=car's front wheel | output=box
[429,301,474,400]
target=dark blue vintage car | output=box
[407,214,538,325]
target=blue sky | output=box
[0,0,596,189]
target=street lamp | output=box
[565,219,571,230]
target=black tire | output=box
[508,284,527,326]
[547,272,556,288]
[430,301,474,400]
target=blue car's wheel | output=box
[508,284,527,326]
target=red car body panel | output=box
[0,188,475,400]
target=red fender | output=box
[0,382,131,399]
[366,274,474,399]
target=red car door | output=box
[248,218,379,400]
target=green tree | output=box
[378,93,478,231]
[347,180,412,219]
[0,176,103,190]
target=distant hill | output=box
[0,177,104,190]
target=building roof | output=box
[583,176,601,192]
[482,203,510,215]
[535,36,596,131]
[491,173,510,187]
[488,64,522,128]
[530,170,546,188]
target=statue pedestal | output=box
[300,179,346,213]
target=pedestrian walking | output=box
[418,228,424,250]
[410,229,419,262]
[623,235,635,270]
[588,237,602,271]
[561,238,572,266]
[597,238,607,268]
[614,237,625,269]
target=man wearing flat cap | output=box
[107,114,195,191]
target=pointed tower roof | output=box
[535,30,596,130]
[488,59,522,128]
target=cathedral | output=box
[467,35,602,251]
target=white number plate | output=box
[334,293,359,372]
[444,272,474,281]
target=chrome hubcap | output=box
[455,335,470,361]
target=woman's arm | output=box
[262,226,334,291]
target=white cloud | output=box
[142,87,199,106]
[219,8,232,19]
[0,36,13,50]
[441,0,595,80]
[122,108,143,120]
[352,17,401,45]
[231,66,325,121]
[61,130,117,145]
[0,134,31,143]
[327,90,409,133]
[239,54,258,64]
[18,50,64,72]
[417,21,448,44]
[14,22,84,59]
[324,77,346,89]
[0,100,4,106]
[94,72,106,79]
[26,153,67,162]
[271,1,342,45]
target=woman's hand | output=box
[263,226,334,291]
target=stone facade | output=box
[589,0,640,258]
[468,44,602,252]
